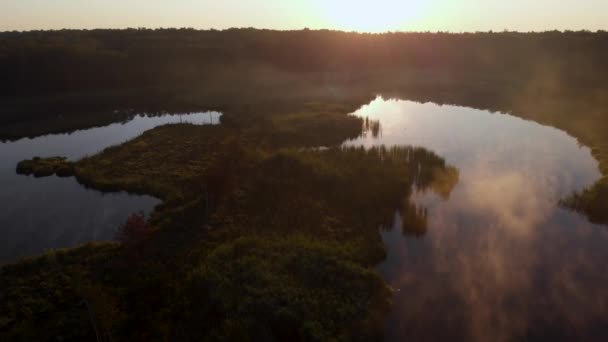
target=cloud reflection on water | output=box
[346,97,608,341]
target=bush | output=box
[178,236,390,341]
[115,212,153,246]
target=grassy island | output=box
[16,156,74,178]
[2,101,458,341]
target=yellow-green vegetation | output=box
[2,28,607,225]
[0,243,122,341]
[561,178,608,224]
[266,102,364,147]
[3,114,458,340]
[75,124,236,213]
[181,236,391,341]
[3,28,608,340]
[4,66,606,339]
[16,156,74,178]
[557,126,608,224]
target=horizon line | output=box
[2,27,607,35]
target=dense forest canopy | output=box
[1,29,608,96]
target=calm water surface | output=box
[0,112,221,263]
[346,97,608,341]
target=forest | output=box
[3,29,606,225]
[2,29,608,341]
[1,29,608,97]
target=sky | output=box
[0,0,606,33]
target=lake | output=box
[2,97,607,340]
[346,97,607,341]
[0,111,221,263]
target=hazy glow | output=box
[314,0,430,33]
[349,97,606,341]
[0,0,606,32]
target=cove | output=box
[0,111,221,263]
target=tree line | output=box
[1,28,607,97]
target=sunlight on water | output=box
[346,96,607,341]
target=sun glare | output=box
[315,0,428,32]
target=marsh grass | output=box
[561,178,608,224]
[3,29,608,341]
[16,156,74,178]
[7,63,608,339]
[6,114,458,340]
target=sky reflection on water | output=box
[0,111,221,262]
[346,97,608,341]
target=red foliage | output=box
[115,212,152,246]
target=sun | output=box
[314,0,427,33]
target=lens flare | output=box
[314,0,428,32]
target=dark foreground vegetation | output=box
[3,119,458,340]
[2,29,608,340]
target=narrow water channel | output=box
[0,111,221,262]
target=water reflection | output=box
[346,97,608,341]
[362,116,383,138]
[0,111,221,262]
